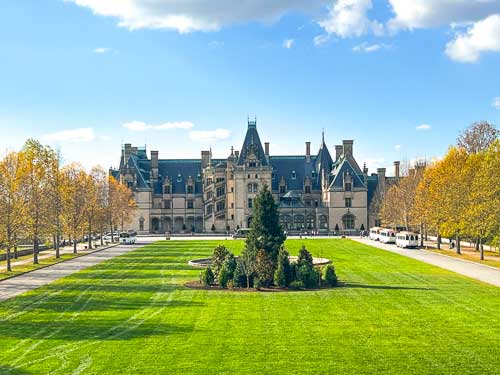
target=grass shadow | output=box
[339,281,437,291]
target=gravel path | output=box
[353,238,500,287]
[0,241,151,302]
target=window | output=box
[248,198,253,208]
[345,182,352,191]
[206,205,213,215]
[207,191,213,200]
[291,170,297,180]
[216,201,225,212]
[187,185,194,194]
[231,203,234,208]
[177,174,182,183]
[248,183,258,193]
[312,171,316,178]
[231,214,234,220]
[305,200,311,207]
[216,177,225,183]
[216,187,225,197]
[342,214,355,230]
[164,185,171,194]
[187,200,194,209]
[139,218,144,231]
[206,178,213,185]
[255,174,258,179]
[231,187,234,192]
[164,200,171,209]
[127,181,133,188]
[248,174,251,179]
[280,215,292,229]
[307,215,315,229]
[305,185,311,194]
[345,197,352,208]
[279,185,286,194]
[196,173,202,182]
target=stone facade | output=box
[111,120,397,234]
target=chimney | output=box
[363,162,368,175]
[306,142,311,162]
[235,150,240,159]
[335,145,343,161]
[343,140,353,156]
[264,142,270,156]
[394,161,400,178]
[151,151,159,180]
[123,143,132,163]
[377,167,386,192]
[201,150,211,169]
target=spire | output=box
[238,117,268,166]
[322,128,325,144]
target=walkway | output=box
[0,241,151,302]
[353,238,500,287]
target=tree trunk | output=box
[109,220,114,243]
[480,238,484,261]
[246,275,250,289]
[456,235,461,255]
[475,238,480,251]
[88,221,92,250]
[100,228,104,246]
[437,234,441,250]
[6,246,12,272]
[420,223,424,247]
[55,232,60,259]
[13,233,18,259]
[33,236,39,265]
[73,236,77,254]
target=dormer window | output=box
[312,171,316,179]
[291,170,297,180]
[177,174,182,183]
[345,182,352,191]
[196,173,202,182]
[187,185,194,194]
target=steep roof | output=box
[329,157,367,191]
[314,132,334,176]
[238,120,269,166]
[270,156,320,191]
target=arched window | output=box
[306,215,315,229]
[294,214,305,229]
[280,215,292,230]
[342,214,355,230]
[319,215,328,229]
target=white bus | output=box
[119,231,137,245]
[396,232,419,248]
[369,227,383,241]
[379,229,396,244]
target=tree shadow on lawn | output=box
[97,264,198,271]
[0,319,194,341]
[339,281,437,291]
[0,365,30,375]
[12,294,204,313]
[43,282,183,294]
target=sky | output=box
[1,0,499,175]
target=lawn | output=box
[1,239,500,374]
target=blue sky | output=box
[1,0,499,174]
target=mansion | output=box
[111,120,399,234]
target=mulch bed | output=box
[184,281,334,292]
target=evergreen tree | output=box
[322,264,338,287]
[244,184,285,267]
[274,247,292,287]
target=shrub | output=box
[212,245,230,276]
[276,247,292,286]
[289,280,304,290]
[274,263,287,288]
[297,246,313,268]
[219,265,231,288]
[211,224,216,232]
[322,264,338,287]
[232,259,247,288]
[298,264,319,289]
[222,254,237,279]
[254,277,263,290]
[201,267,215,286]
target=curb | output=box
[0,243,121,282]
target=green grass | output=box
[1,239,500,374]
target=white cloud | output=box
[189,128,231,142]
[66,0,324,33]
[352,42,390,53]
[93,47,110,53]
[493,97,500,109]
[283,38,295,49]
[313,34,331,46]
[122,121,194,131]
[445,15,500,63]
[42,128,95,143]
[319,0,383,39]
[387,0,500,31]
[394,144,401,150]
[416,124,432,131]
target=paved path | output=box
[0,241,151,302]
[353,238,500,287]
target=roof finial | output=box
[322,128,325,144]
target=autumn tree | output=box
[22,140,53,264]
[457,121,499,154]
[0,152,27,271]
[61,163,87,253]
